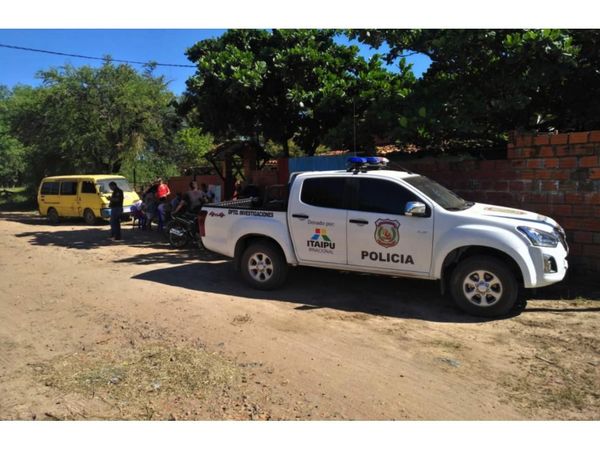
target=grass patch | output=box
[231,314,252,325]
[0,187,36,211]
[37,343,241,418]
[501,337,600,418]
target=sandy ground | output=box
[0,211,598,420]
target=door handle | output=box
[292,214,309,220]
[349,219,369,225]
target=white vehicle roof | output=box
[294,169,419,180]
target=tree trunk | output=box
[282,140,289,158]
[306,142,318,157]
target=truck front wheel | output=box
[449,256,518,317]
[241,241,288,290]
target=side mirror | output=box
[405,201,427,217]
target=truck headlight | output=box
[517,226,559,248]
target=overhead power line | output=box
[0,43,196,68]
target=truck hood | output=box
[467,202,559,230]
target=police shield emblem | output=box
[374,219,400,248]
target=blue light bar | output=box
[366,157,380,164]
[348,156,367,164]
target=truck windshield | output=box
[97,179,132,194]
[404,175,473,211]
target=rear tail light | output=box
[198,210,208,237]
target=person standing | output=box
[108,181,124,240]
[156,178,171,201]
[156,178,171,228]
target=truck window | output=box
[60,181,77,196]
[41,182,59,195]
[355,178,419,215]
[81,181,97,194]
[301,177,347,209]
[404,175,471,210]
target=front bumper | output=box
[101,206,132,218]
[527,243,568,288]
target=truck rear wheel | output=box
[449,256,518,317]
[241,241,288,290]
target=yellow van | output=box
[38,175,140,224]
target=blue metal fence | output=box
[288,155,349,173]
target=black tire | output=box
[168,225,189,248]
[240,240,288,290]
[47,207,59,224]
[449,256,518,317]
[83,208,97,225]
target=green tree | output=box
[351,29,600,150]
[0,86,27,186]
[182,29,413,156]
[172,127,214,170]
[6,60,177,190]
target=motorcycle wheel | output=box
[168,226,189,248]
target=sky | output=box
[0,29,431,95]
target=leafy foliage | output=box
[172,127,214,170]
[5,61,177,190]
[182,29,414,155]
[0,86,27,186]
[350,29,600,150]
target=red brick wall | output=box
[398,131,600,273]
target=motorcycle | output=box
[166,211,204,249]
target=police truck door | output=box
[288,176,348,265]
[346,177,433,274]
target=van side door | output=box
[39,181,60,214]
[346,177,434,274]
[58,180,78,217]
[78,180,99,217]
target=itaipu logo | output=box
[307,228,335,252]
[311,228,331,242]
[374,219,400,248]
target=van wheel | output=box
[83,208,97,225]
[449,256,518,318]
[47,208,59,224]
[241,241,288,290]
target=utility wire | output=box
[0,43,196,68]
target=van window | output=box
[60,181,78,196]
[81,181,97,194]
[355,178,419,215]
[41,181,59,195]
[98,179,132,194]
[301,177,347,209]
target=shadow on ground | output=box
[132,261,514,324]
[2,211,109,227]
[134,261,600,321]
[8,211,598,321]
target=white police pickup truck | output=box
[200,157,568,317]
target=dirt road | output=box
[1,211,598,420]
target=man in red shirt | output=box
[156,178,170,200]
[156,178,171,229]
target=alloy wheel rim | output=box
[248,252,274,282]
[462,270,503,307]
